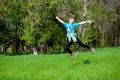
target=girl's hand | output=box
[88,20,93,24]
[56,16,59,20]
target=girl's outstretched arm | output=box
[56,16,64,24]
[78,20,93,25]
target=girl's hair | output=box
[69,15,76,19]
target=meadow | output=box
[0,47,120,80]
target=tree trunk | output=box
[2,39,16,54]
[1,45,4,53]
[23,45,31,52]
[29,0,38,55]
[98,20,105,47]
[15,37,19,52]
[102,28,105,47]
[79,0,87,36]
[33,46,38,55]
[116,5,120,46]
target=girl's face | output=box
[69,18,75,23]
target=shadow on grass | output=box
[1,52,33,56]
[0,52,66,56]
[83,59,91,64]
[69,59,91,68]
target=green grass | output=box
[0,47,120,80]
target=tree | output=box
[0,0,120,54]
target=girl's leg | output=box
[76,37,95,54]
[64,40,73,54]
[76,37,90,49]
[64,40,76,59]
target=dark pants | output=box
[64,37,90,54]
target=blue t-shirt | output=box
[64,22,80,35]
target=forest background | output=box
[0,0,120,55]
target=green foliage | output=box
[0,47,120,80]
[20,25,35,45]
[82,24,99,46]
[0,0,120,53]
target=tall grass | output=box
[0,47,120,80]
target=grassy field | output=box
[0,47,120,80]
